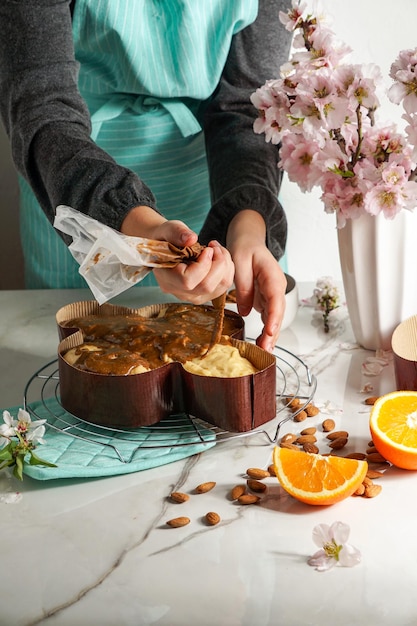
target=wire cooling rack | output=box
[23,346,317,464]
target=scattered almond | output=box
[322,418,335,432]
[268,464,277,477]
[238,494,261,505]
[366,469,384,479]
[326,430,349,440]
[364,483,382,498]
[345,452,367,460]
[366,452,387,464]
[364,396,379,405]
[328,437,348,450]
[293,410,308,422]
[280,441,300,450]
[247,479,267,493]
[287,397,301,409]
[303,442,319,454]
[246,467,270,480]
[295,434,317,445]
[280,433,297,444]
[166,516,190,528]
[305,404,319,417]
[300,427,317,436]
[205,512,221,526]
[195,481,216,494]
[230,484,246,500]
[170,492,190,504]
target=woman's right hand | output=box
[121,206,234,303]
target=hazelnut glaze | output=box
[61,303,242,376]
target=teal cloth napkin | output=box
[11,398,216,480]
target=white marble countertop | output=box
[0,285,413,626]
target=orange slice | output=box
[272,446,368,505]
[370,391,417,470]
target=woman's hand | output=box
[227,210,287,352]
[121,205,234,303]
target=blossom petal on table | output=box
[338,543,362,568]
[362,357,389,376]
[307,549,337,572]
[315,400,343,415]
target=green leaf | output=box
[29,451,57,468]
[0,459,15,470]
[328,166,355,178]
[13,455,24,481]
[0,445,13,461]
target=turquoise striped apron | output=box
[20,0,259,289]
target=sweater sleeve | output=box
[0,0,158,240]
[199,0,292,260]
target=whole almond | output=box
[280,441,300,450]
[246,467,270,480]
[170,492,190,503]
[268,464,277,477]
[364,483,382,498]
[322,419,335,432]
[328,437,348,450]
[326,430,349,440]
[230,484,246,500]
[287,397,301,409]
[305,404,319,417]
[293,410,307,422]
[366,452,387,463]
[281,433,297,444]
[195,481,216,494]
[364,396,379,405]
[345,452,367,460]
[238,494,261,505]
[247,479,267,493]
[300,427,317,436]
[205,512,221,526]
[167,516,190,528]
[303,442,319,454]
[295,434,317,445]
[366,469,384,479]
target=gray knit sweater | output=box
[0,0,292,258]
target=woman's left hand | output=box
[227,210,287,352]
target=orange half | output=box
[370,390,417,470]
[272,446,368,505]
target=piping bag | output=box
[53,205,226,345]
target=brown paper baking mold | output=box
[56,301,276,432]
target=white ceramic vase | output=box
[337,209,417,351]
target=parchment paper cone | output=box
[54,205,217,305]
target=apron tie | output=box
[90,94,202,141]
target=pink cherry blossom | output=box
[251,4,417,226]
[279,134,323,192]
[389,49,417,114]
[279,0,308,32]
